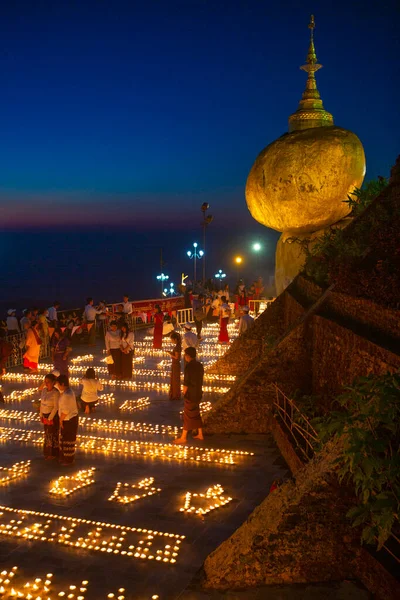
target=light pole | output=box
[186,242,204,285]
[156,272,169,297]
[215,269,226,289]
[201,203,213,283]
[163,282,176,296]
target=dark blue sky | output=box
[0,0,399,306]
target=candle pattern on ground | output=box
[108,477,161,505]
[0,461,31,485]
[49,468,96,497]
[180,484,233,515]
[0,565,161,598]
[0,426,254,465]
[119,397,150,412]
[0,504,184,564]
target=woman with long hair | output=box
[23,321,42,373]
[105,321,122,379]
[51,328,72,376]
[168,331,182,401]
[79,367,103,414]
[39,373,60,459]
[120,323,135,379]
[153,305,164,349]
[57,375,79,465]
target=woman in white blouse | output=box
[39,373,60,459]
[79,367,103,414]
[120,323,135,379]
[57,375,79,465]
[105,321,122,379]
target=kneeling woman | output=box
[57,375,79,465]
[80,367,103,414]
[39,373,60,459]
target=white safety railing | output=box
[176,308,193,325]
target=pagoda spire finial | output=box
[288,15,334,132]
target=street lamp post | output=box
[215,269,226,289]
[163,282,176,296]
[156,272,169,297]
[186,242,204,285]
[201,203,213,283]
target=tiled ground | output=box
[0,325,289,600]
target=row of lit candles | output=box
[0,425,254,464]
[0,407,180,436]
[0,460,31,484]
[0,504,183,566]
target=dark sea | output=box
[0,226,278,315]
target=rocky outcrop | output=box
[203,441,358,587]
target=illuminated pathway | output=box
[0,324,288,599]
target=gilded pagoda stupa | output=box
[246,16,366,294]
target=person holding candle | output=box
[39,373,60,459]
[174,347,204,444]
[168,331,182,401]
[57,375,79,465]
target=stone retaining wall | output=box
[312,314,400,397]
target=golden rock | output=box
[245,125,366,234]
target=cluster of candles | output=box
[0,425,254,464]
[2,388,38,403]
[49,468,96,497]
[98,392,115,405]
[0,460,31,484]
[119,397,150,412]
[70,355,94,364]
[180,484,232,515]
[0,565,158,599]
[108,477,161,505]
[0,504,184,565]
[0,408,179,436]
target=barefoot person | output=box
[174,347,204,444]
[39,373,60,459]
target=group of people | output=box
[38,367,104,464]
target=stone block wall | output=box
[312,315,400,397]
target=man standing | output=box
[238,306,254,335]
[83,298,102,347]
[182,323,199,351]
[192,293,205,339]
[48,302,60,328]
[20,309,32,332]
[174,347,204,444]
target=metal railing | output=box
[271,383,400,569]
[271,383,319,461]
[4,332,51,370]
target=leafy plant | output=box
[343,177,388,217]
[317,372,400,549]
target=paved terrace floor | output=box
[0,324,370,599]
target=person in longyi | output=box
[174,347,204,444]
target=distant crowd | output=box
[0,281,263,462]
